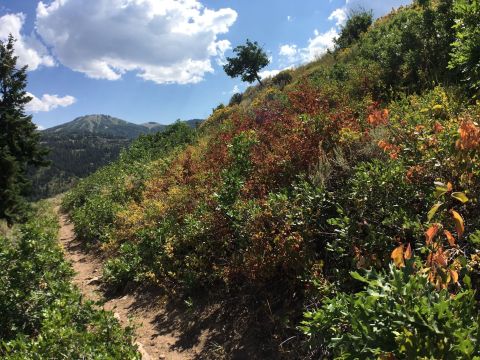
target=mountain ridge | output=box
[30,115,203,199]
[43,114,203,139]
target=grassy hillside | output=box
[64,1,480,358]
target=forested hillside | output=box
[63,1,480,358]
[29,115,203,199]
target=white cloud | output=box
[279,44,298,63]
[259,69,281,80]
[287,15,293,22]
[259,65,294,80]
[26,92,76,113]
[222,83,248,96]
[35,0,237,84]
[0,13,54,70]
[36,124,45,130]
[305,27,337,61]
[328,8,347,26]
[279,28,337,65]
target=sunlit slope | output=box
[63,2,480,358]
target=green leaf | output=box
[434,183,449,198]
[468,230,480,245]
[350,271,369,284]
[427,203,442,221]
[451,192,468,203]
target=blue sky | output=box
[0,0,411,129]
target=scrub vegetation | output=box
[0,201,140,359]
[11,0,480,358]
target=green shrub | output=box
[71,196,120,243]
[63,121,196,244]
[0,201,139,359]
[272,70,293,89]
[0,201,67,339]
[229,92,243,106]
[327,160,424,270]
[449,0,480,97]
[356,2,455,96]
[216,130,258,210]
[301,265,479,359]
[103,242,142,290]
[334,10,373,50]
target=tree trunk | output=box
[255,74,263,86]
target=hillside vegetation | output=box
[29,115,203,200]
[64,1,480,358]
[0,201,140,358]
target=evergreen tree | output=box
[0,35,48,224]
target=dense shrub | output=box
[355,2,455,96]
[103,242,142,290]
[334,10,373,50]
[272,70,293,89]
[63,121,196,244]
[301,265,479,359]
[63,2,480,357]
[0,201,139,359]
[229,92,243,106]
[326,159,425,272]
[449,0,480,97]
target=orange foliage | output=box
[368,108,389,126]
[456,119,480,150]
[405,165,424,182]
[433,121,444,133]
[287,81,329,116]
[378,140,401,159]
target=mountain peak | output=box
[43,115,203,139]
[45,114,152,139]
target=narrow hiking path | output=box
[56,208,209,360]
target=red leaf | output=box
[391,244,405,268]
[404,243,412,260]
[425,224,439,245]
[444,230,456,247]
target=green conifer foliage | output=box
[0,35,48,224]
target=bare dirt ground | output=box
[56,209,211,360]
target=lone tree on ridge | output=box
[223,39,269,86]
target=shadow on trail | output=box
[111,284,299,360]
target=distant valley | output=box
[29,115,202,199]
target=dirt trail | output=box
[57,209,208,360]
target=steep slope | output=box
[64,2,480,359]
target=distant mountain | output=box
[141,121,167,131]
[183,119,203,129]
[141,119,202,131]
[45,114,203,138]
[29,115,203,200]
[45,114,153,139]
